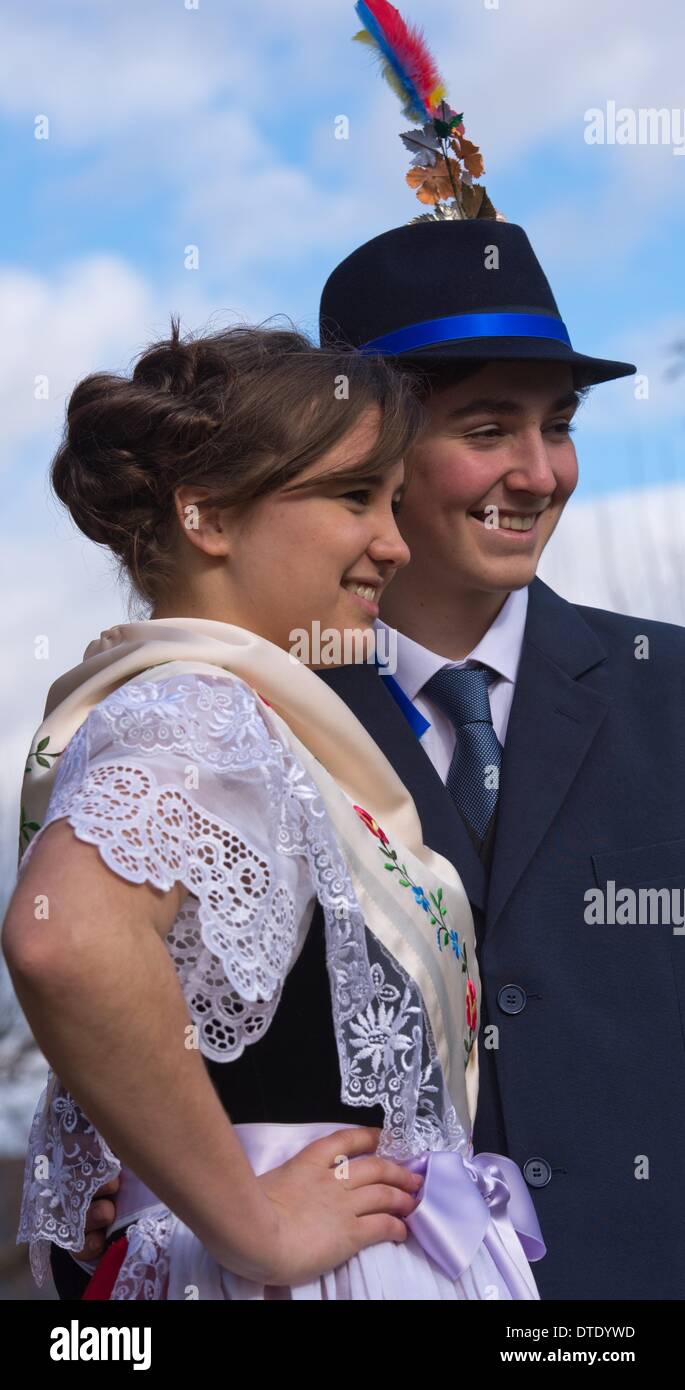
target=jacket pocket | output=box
[592,838,685,890]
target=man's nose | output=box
[503,430,558,495]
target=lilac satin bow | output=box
[402,1149,546,1286]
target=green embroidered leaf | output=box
[36,755,51,768]
[398,879,410,887]
[37,736,50,752]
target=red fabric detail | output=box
[81,1234,129,1300]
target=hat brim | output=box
[385,337,636,388]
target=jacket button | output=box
[497,983,527,1015]
[523,1157,552,1188]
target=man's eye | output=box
[465,421,577,441]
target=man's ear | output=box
[172,486,232,558]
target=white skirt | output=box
[108,1121,542,1301]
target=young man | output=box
[314,218,685,1300]
[52,218,685,1302]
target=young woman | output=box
[3,319,544,1300]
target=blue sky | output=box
[1,0,684,506]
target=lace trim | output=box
[17,670,467,1292]
[110,1214,174,1300]
[16,1073,121,1287]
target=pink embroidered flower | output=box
[465,979,477,1033]
[352,804,390,847]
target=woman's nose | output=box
[368,519,411,570]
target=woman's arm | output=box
[2,817,282,1281]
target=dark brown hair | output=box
[394,357,593,405]
[50,316,426,612]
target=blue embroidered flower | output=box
[411,884,431,913]
[449,929,461,959]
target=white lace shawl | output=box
[16,670,468,1291]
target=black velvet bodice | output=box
[205,899,384,1128]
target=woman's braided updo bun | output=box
[50,314,425,613]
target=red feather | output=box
[357,0,445,116]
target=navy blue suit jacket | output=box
[318,576,685,1300]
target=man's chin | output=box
[472,558,540,593]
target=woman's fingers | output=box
[296,1128,424,1204]
[72,1229,106,1260]
[306,1126,382,1164]
[84,1198,116,1233]
[70,1175,122,1260]
[342,1155,423,1195]
[306,1129,422,1187]
[94,1176,120,1197]
[355,1212,411,1248]
[352,1181,421,1220]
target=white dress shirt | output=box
[375,587,529,783]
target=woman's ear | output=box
[172,486,232,558]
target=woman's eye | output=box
[340,488,404,511]
[342,489,371,504]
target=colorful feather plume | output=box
[352,0,446,124]
[352,1,502,221]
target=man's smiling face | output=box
[389,359,581,598]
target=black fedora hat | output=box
[319,220,636,388]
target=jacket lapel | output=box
[486,578,612,930]
[316,662,487,913]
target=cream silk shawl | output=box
[18,617,480,1132]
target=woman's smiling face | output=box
[384,359,580,601]
[170,405,411,656]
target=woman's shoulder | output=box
[83,665,284,775]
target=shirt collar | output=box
[375,586,529,702]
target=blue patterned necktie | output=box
[422,663,503,841]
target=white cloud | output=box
[538,480,685,624]
[0,253,281,472]
[0,256,156,470]
[577,312,685,430]
[448,0,684,160]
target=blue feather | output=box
[354,1,428,123]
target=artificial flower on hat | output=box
[352,0,504,221]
